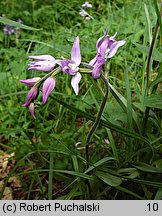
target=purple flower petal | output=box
[22,87,38,107]
[28,55,56,71]
[28,55,55,61]
[79,9,88,17]
[89,28,126,79]
[89,55,97,67]
[71,72,82,95]
[110,32,118,41]
[42,77,56,104]
[57,59,78,75]
[82,2,92,8]
[92,63,103,79]
[99,37,110,57]
[96,54,106,65]
[71,36,81,66]
[96,28,108,51]
[108,40,126,58]
[19,77,40,87]
[29,103,36,119]
[28,60,56,71]
[55,59,63,66]
[28,65,55,71]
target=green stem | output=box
[34,67,61,88]
[85,74,109,169]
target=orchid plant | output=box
[21,28,125,118]
[20,28,126,176]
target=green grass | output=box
[0,0,162,200]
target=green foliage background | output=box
[0,0,162,200]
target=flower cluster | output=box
[20,28,126,118]
[79,1,92,20]
[89,29,126,79]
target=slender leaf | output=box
[153,0,162,35]
[149,77,162,92]
[124,58,133,156]
[52,96,150,144]
[144,95,162,109]
[95,171,122,187]
[0,16,41,31]
[116,186,145,200]
[106,129,119,160]
[154,188,162,200]
[118,168,140,179]
[85,156,116,174]
[48,152,54,200]
[54,170,95,181]
[133,162,162,173]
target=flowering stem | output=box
[81,62,93,70]
[34,67,61,88]
[85,74,109,169]
[142,2,162,136]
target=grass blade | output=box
[48,152,54,200]
[0,16,41,31]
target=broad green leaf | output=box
[144,95,162,109]
[133,162,162,173]
[54,170,95,181]
[118,168,140,179]
[85,157,116,174]
[0,16,41,31]
[94,171,122,187]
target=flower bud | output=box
[22,87,38,107]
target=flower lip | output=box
[91,63,103,79]
[71,72,82,95]
[56,36,81,76]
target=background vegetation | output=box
[0,0,162,200]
